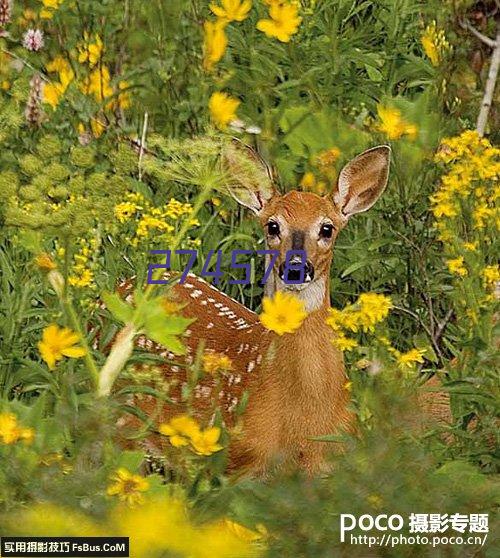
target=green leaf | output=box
[117,450,146,473]
[341,258,377,278]
[145,298,195,334]
[146,330,186,355]
[17,231,43,255]
[102,291,134,324]
[116,385,177,404]
[365,64,383,82]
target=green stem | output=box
[62,297,100,389]
[58,237,100,388]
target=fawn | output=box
[118,143,450,476]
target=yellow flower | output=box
[42,0,63,8]
[81,65,114,102]
[257,1,302,42]
[40,0,63,19]
[90,117,106,138]
[68,268,94,288]
[135,214,174,239]
[315,147,341,168]
[326,294,391,334]
[190,426,224,456]
[35,253,57,271]
[43,57,75,108]
[107,468,149,506]
[209,91,240,129]
[332,334,358,352]
[218,519,267,542]
[115,201,139,223]
[260,290,307,335]
[421,30,439,66]
[367,494,383,509]
[159,416,224,456]
[161,299,184,314]
[421,21,449,67]
[300,172,327,195]
[45,57,72,82]
[300,171,316,190]
[109,497,255,558]
[357,292,392,332]
[462,242,478,252]
[77,33,104,66]
[38,324,87,370]
[447,256,468,277]
[203,19,228,71]
[43,82,65,109]
[376,105,418,141]
[210,0,252,22]
[159,415,201,447]
[19,8,37,26]
[473,204,495,229]
[0,413,35,445]
[202,352,233,374]
[117,81,131,109]
[397,348,425,368]
[483,265,500,285]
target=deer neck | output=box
[265,260,331,313]
[263,266,344,392]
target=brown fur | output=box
[116,146,452,476]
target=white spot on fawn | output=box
[247,361,255,373]
[201,385,212,398]
[227,396,239,412]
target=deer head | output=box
[224,143,391,312]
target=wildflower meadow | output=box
[0,1,499,557]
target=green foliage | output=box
[0,0,498,556]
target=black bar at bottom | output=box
[0,537,129,557]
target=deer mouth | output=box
[277,260,315,289]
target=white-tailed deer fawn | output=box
[117,143,451,476]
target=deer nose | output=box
[278,259,315,284]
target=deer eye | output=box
[267,221,280,236]
[319,223,334,239]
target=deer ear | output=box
[222,140,277,214]
[333,146,391,218]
